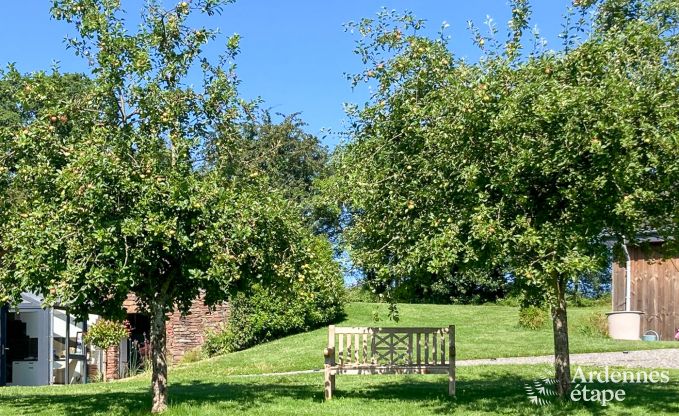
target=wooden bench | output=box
[323,325,456,400]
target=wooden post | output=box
[448,325,456,396]
[324,325,336,400]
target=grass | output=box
[0,302,677,415]
[181,302,677,376]
[2,366,678,415]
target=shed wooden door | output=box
[628,246,679,341]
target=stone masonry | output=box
[105,345,120,381]
[121,292,230,365]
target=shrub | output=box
[567,293,611,308]
[518,306,548,330]
[203,235,345,357]
[179,349,203,364]
[577,312,609,338]
[84,319,130,349]
[591,294,612,308]
[129,338,151,375]
[89,370,104,383]
[495,294,522,307]
[202,326,230,358]
[345,285,379,302]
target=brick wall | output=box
[123,295,138,314]
[166,295,230,363]
[120,292,230,365]
[105,345,120,381]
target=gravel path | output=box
[457,348,679,369]
[227,349,679,377]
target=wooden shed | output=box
[612,242,679,341]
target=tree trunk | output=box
[150,302,168,413]
[552,276,571,398]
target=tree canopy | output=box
[232,111,331,204]
[331,0,679,396]
[0,0,342,412]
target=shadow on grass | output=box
[4,369,679,415]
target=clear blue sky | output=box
[0,1,573,148]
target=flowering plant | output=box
[84,319,131,349]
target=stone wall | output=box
[166,296,230,363]
[120,292,230,365]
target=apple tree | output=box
[333,0,679,397]
[0,0,339,412]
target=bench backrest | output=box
[327,325,455,366]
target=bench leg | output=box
[448,372,455,397]
[324,368,333,400]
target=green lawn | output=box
[183,302,677,376]
[1,302,677,415]
[2,366,678,415]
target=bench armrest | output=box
[324,347,335,365]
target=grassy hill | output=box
[185,302,676,376]
[1,302,677,415]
